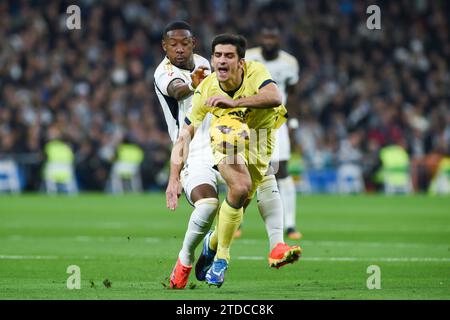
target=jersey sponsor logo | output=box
[228,109,251,121]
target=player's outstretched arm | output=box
[206,82,282,109]
[167,66,209,100]
[166,124,195,210]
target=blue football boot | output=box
[205,259,228,288]
[195,231,216,281]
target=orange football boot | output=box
[286,227,303,240]
[268,242,302,268]
[169,258,192,289]
[287,230,302,240]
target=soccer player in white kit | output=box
[154,21,219,289]
[246,24,302,240]
[154,21,300,289]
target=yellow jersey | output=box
[185,60,287,199]
[186,60,287,130]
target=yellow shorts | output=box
[212,128,275,199]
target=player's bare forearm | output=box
[167,79,193,101]
[168,126,192,182]
[236,82,282,108]
[166,66,209,101]
[166,146,182,210]
[207,83,282,109]
[166,125,195,210]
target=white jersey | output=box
[154,54,214,166]
[245,47,299,105]
[246,47,299,162]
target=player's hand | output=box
[191,65,210,88]
[166,177,182,210]
[206,95,238,109]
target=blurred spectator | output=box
[336,130,365,193]
[42,125,78,193]
[108,135,144,193]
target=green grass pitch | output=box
[0,193,449,300]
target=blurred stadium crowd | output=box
[0,0,449,193]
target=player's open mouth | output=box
[218,67,228,75]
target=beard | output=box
[262,46,280,60]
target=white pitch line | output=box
[1,254,448,263]
[0,255,92,260]
[4,235,161,243]
[300,240,450,249]
[239,239,449,249]
[0,255,59,260]
[74,236,161,243]
[3,235,449,250]
[237,256,450,262]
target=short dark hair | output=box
[261,23,281,34]
[211,34,247,59]
[163,21,192,38]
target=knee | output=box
[194,198,219,218]
[229,179,252,200]
[235,185,251,200]
[190,198,218,230]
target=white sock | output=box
[178,198,218,266]
[278,176,297,230]
[256,175,284,250]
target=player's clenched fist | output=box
[190,65,210,88]
[166,177,182,210]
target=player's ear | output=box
[191,36,197,49]
[162,39,167,52]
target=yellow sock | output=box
[210,226,218,252]
[209,202,221,251]
[215,200,244,262]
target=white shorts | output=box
[271,122,291,162]
[180,160,221,206]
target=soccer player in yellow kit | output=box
[166,34,301,287]
[246,24,302,240]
